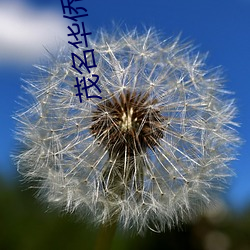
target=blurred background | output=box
[0,0,249,249]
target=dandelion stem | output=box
[94,221,117,250]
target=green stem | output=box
[94,221,117,250]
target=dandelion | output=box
[14,28,239,233]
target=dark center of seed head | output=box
[90,90,164,159]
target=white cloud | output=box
[0,1,68,64]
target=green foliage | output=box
[1,177,250,250]
[0,178,96,250]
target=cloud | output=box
[0,1,68,64]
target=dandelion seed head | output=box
[14,27,240,233]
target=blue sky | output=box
[0,0,249,210]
